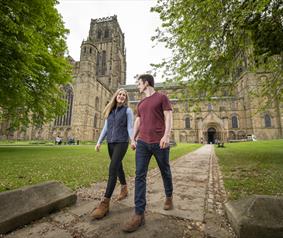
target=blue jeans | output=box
[135,140,173,215]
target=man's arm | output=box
[131,116,140,150]
[160,110,173,148]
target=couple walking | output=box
[90,74,174,232]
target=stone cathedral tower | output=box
[69,15,126,141]
[89,15,127,89]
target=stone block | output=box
[0,181,77,234]
[225,195,283,238]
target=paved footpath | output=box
[3,145,236,238]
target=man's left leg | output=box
[122,140,151,232]
[153,145,173,210]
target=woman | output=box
[90,88,134,219]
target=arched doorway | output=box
[207,127,216,144]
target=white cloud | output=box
[56,0,171,84]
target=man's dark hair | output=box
[138,74,154,87]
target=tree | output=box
[151,0,283,102]
[0,0,72,131]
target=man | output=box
[55,135,62,145]
[123,74,173,232]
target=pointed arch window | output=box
[95,97,100,111]
[93,114,97,128]
[96,52,101,75]
[102,50,107,75]
[54,84,73,126]
[104,28,109,38]
[97,29,102,40]
[264,114,271,128]
[185,117,191,129]
[231,115,238,128]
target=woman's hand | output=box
[95,144,101,152]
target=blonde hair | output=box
[103,88,129,118]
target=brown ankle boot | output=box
[163,196,173,210]
[117,185,128,201]
[90,198,110,219]
[122,214,145,232]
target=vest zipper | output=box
[111,107,118,140]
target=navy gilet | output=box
[107,106,129,143]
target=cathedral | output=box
[1,16,282,143]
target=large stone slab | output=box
[0,181,77,234]
[225,195,283,238]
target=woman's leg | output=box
[117,145,128,185]
[104,142,129,198]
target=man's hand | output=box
[160,135,170,149]
[130,140,136,150]
[95,144,101,152]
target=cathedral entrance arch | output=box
[207,127,216,144]
[202,119,225,144]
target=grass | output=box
[215,139,283,200]
[0,140,96,145]
[0,143,202,192]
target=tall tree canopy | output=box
[0,0,72,130]
[151,0,283,101]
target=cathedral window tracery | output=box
[185,117,191,129]
[231,115,239,128]
[54,84,73,126]
[264,113,272,128]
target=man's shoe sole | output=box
[122,219,145,233]
[163,205,174,210]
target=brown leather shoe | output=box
[117,185,128,201]
[122,214,145,232]
[163,196,173,210]
[90,198,110,219]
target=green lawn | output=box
[0,143,202,192]
[215,139,283,200]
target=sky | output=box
[56,0,171,85]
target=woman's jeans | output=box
[105,142,128,198]
[135,140,173,215]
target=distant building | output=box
[1,16,282,143]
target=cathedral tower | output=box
[70,16,126,141]
[89,15,126,90]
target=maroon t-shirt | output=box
[137,92,172,144]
